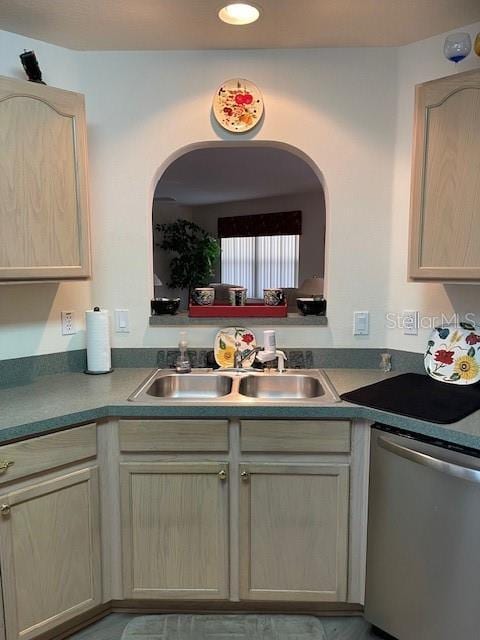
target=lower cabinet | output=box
[239,463,349,601]
[120,462,229,599]
[118,419,355,605]
[0,418,361,639]
[120,459,350,603]
[0,467,101,640]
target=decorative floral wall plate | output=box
[214,327,256,368]
[424,322,480,385]
[212,78,264,133]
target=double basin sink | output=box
[129,368,340,404]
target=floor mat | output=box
[120,614,328,640]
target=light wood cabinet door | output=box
[121,462,229,600]
[409,68,480,280]
[0,75,91,280]
[0,467,101,640]
[239,463,349,602]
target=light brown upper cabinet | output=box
[408,68,480,281]
[0,76,91,280]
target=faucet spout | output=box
[232,339,288,373]
[233,344,263,369]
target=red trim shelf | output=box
[188,300,288,318]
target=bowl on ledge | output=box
[151,298,180,315]
[296,297,327,316]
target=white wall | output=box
[386,21,480,353]
[80,45,396,351]
[1,22,478,359]
[191,190,326,285]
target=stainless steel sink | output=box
[128,368,340,404]
[142,374,232,399]
[238,374,324,399]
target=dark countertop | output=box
[0,368,479,449]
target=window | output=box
[221,234,299,298]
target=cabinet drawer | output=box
[0,423,96,484]
[240,420,350,453]
[119,420,229,452]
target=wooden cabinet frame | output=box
[0,417,369,639]
[0,75,91,281]
[408,68,480,281]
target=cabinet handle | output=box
[378,435,480,483]
[218,469,227,481]
[0,461,14,474]
[0,504,10,517]
[241,471,249,481]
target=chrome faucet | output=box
[233,343,263,368]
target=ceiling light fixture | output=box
[218,3,260,26]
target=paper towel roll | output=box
[86,308,112,373]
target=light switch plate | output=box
[353,311,369,336]
[115,309,130,333]
[403,310,419,335]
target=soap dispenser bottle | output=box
[175,331,191,373]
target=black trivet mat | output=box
[340,373,480,424]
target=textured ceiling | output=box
[154,146,322,206]
[1,0,479,50]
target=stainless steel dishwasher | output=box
[365,425,480,640]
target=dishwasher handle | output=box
[378,435,480,485]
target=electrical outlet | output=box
[353,311,369,336]
[403,310,419,335]
[61,311,76,336]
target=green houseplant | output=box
[156,219,220,294]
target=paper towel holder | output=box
[84,307,114,375]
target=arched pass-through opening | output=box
[150,141,327,198]
[150,141,328,317]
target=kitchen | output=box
[0,2,480,639]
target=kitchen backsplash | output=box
[0,348,425,388]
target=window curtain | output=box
[221,235,299,298]
[218,210,302,238]
[219,211,301,297]
[256,234,299,293]
[221,236,256,294]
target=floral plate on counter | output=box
[214,327,256,368]
[424,322,480,385]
